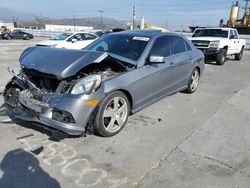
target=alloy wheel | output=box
[190,69,199,91]
[102,97,128,133]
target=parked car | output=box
[2,30,33,40]
[37,32,98,49]
[4,30,204,137]
[190,27,245,65]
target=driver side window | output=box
[68,34,82,41]
[229,30,235,39]
[150,36,171,57]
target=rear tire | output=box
[6,35,11,40]
[94,91,130,137]
[216,49,227,65]
[235,48,243,61]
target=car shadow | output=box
[205,59,219,65]
[205,55,236,66]
[0,148,61,188]
[10,118,79,141]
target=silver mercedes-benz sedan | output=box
[3,30,204,137]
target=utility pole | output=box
[98,10,104,30]
[244,0,250,15]
[132,5,136,30]
[73,14,76,31]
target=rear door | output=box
[168,35,193,87]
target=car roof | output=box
[195,27,233,30]
[108,29,177,38]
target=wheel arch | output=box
[106,89,133,112]
[194,66,201,75]
[223,46,228,51]
[116,89,133,111]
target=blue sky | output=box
[0,0,242,30]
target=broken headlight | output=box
[70,75,102,95]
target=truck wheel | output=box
[216,49,227,65]
[235,48,243,61]
[94,91,130,137]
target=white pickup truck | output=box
[189,27,245,65]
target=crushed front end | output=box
[3,68,105,135]
[3,47,133,135]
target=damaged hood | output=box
[19,47,108,79]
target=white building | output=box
[0,21,14,30]
[45,24,93,32]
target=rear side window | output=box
[185,41,192,51]
[85,34,97,40]
[150,36,171,57]
[169,36,186,55]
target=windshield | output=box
[50,33,72,40]
[85,34,150,61]
[192,29,203,37]
[193,29,228,38]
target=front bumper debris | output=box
[4,77,105,135]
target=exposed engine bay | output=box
[4,53,134,119]
[6,55,133,94]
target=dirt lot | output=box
[0,38,250,188]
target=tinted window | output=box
[185,41,192,51]
[194,29,228,38]
[169,36,186,55]
[150,36,171,57]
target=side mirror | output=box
[71,38,77,43]
[149,56,165,64]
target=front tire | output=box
[216,49,227,65]
[235,48,243,60]
[185,68,200,94]
[94,91,130,137]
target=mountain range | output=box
[0,7,126,29]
